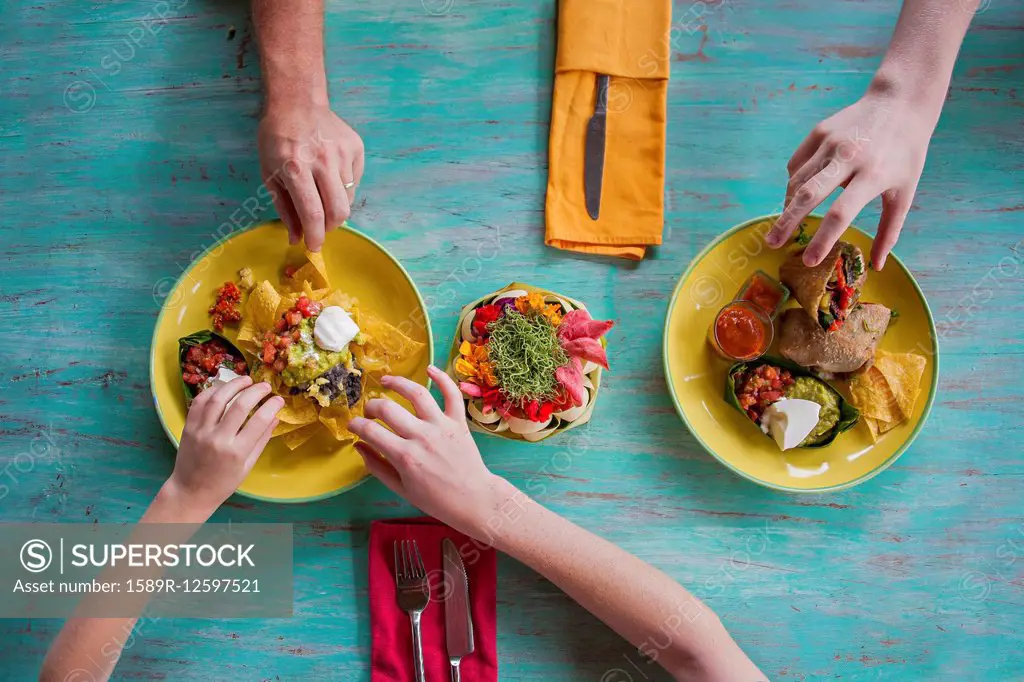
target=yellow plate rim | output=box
[148,221,435,504]
[662,213,940,493]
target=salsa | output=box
[182,339,247,387]
[209,281,243,332]
[260,296,325,376]
[734,364,795,422]
[738,271,788,318]
[712,302,771,361]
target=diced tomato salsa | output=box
[261,296,323,374]
[182,340,247,387]
[734,364,794,423]
[209,281,243,332]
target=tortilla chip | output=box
[236,319,258,344]
[358,310,426,368]
[849,366,901,422]
[246,280,282,331]
[282,422,321,450]
[875,351,926,419]
[272,421,308,437]
[303,250,331,289]
[865,416,879,442]
[318,401,356,441]
[319,289,358,311]
[278,395,319,425]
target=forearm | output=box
[872,0,977,110]
[486,482,763,682]
[252,0,329,109]
[39,484,214,682]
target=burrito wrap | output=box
[778,303,891,374]
[779,242,866,328]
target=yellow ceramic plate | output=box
[663,214,938,492]
[150,221,433,503]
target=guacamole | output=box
[785,376,840,446]
[281,318,352,387]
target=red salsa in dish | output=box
[712,302,771,361]
[182,339,247,387]
[738,271,788,318]
[209,281,243,332]
[733,364,795,422]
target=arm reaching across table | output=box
[766,0,981,271]
[38,378,283,682]
[349,367,767,682]
[253,0,365,252]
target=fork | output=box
[394,539,429,682]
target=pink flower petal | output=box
[558,309,614,341]
[555,358,585,407]
[459,381,483,398]
[561,338,609,370]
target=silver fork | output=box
[394,539,429,682]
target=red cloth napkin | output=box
[369,518,498,682]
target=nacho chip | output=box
[282,422,322,450]
[849,366,901,423]
[319,289,357,311]
[304,250,331,289]
[236,319,257,345]
[865,416,879,442]
[246,280,282,331]
[318,401,356,441]
[272,420,308,437]
[875,351,926,419]
[357,310,426,371]
[278,395,319,425]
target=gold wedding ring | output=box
[343,181,356,189]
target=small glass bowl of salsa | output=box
[736,270,789,319]
[708,300,773,361]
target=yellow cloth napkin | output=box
[545,0,671,260]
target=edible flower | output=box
[472,304,504,338]
[456,340,498,387]
[515,292,546,316]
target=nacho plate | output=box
[150,221,433,503]
[663,214,938,492]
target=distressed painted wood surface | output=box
[1,0,1022,679]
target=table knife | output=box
[443,538,474,682]
[584,73,610,220]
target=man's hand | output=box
[765,79,937,271]
[259,103,365,252]
[165,376,284,515]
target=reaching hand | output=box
[258,102,365,252]
[348,366,513,537]
[167,376,284,514]
[765,81,939,270]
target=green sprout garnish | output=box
[794,223,812,245]
[487,309,567,402]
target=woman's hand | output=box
[766,77,941,270]
[258,102,365,252]
[164,376,284,516]
[348,366,514,537]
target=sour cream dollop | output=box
[760,398,821,451]
[314,306,360,352]
[202,366,243,411]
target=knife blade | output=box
[584,73,610,221]
[443,538,474,680]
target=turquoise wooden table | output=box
[2,1,1022,679]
